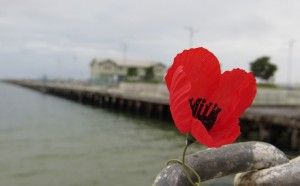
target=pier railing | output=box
[253,88,300,106]
[7,80,300,106]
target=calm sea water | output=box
[0,82,232,186]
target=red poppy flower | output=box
[165,47,256,147]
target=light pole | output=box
[57,59,61,81]
[185,26,198,48]
[121,43,127,62]
[287,39,294,88]
[73,56,77,80]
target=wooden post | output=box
[134,101,141,115]
[126,100,133,113]
[118,98,124,111]
[157,104,163,119]
[78,92,83,103]
[110,97,117,109]
[291,128,299,150]
[144,103,153,117]
[98,96,104,107]
[93,95,99,106]
[259,125,270,142]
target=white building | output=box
[90,58,166,85]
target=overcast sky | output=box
[0,0,299,84]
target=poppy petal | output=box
[190,118,240,147]
[209,118,240,147]
[165,48,190,91]
[190,119,215,147]
[166,48,221,98]
[233,72,257,117]
[209,69,255,133]
[169,65,192,134]
[183,48,221,98]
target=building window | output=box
[104,65,112,71]
[155,68,162,73]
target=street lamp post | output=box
[121,43,127,62]
[287,39,294,88]
[185,26,198,48]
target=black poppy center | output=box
[189,98,222,131]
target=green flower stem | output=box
[167,141,201,186]
[186,133,196,144]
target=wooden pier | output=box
[241,107,300,150]
[4,80,300,151]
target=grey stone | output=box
[153,142,289,186]
[234,155,300,186]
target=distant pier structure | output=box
[7,80,171,120]
[4,80,300,151]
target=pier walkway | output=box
[4,80,300,150]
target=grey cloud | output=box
[0,0,300,83]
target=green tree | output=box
[250,56,277,82]
[127,67,138,77]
